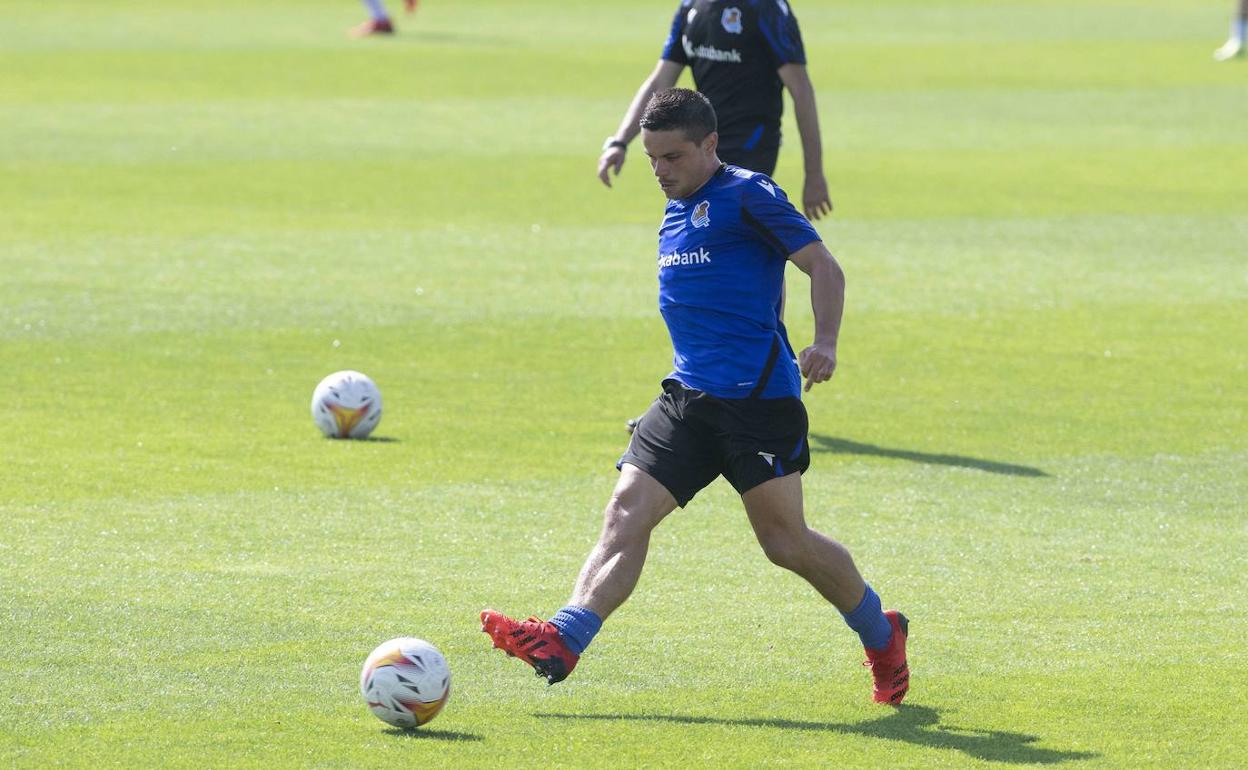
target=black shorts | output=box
[718,143,779,176]
[618,379,811,507]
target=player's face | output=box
[642,128,719,200]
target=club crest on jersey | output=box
[691,200,711,228]
[721,7,743,33]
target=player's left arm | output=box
[777,63,832,221]
[787,240,844,392]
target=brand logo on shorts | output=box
[758,451,776,467]
[692,200,710,228]
[722,7,743,33]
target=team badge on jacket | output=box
[692,200,711,228]
[721,7,743,33]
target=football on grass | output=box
[310,370,382,439]
[360,637,451,729]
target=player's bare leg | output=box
[741,473,866,609]
[569,463,678,619]
[741,473,909,704]
[482,463,676,683]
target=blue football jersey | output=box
[657,164,821,399]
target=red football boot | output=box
[481,609,579,684]
[864,610,910,704]
[348,18,395,37]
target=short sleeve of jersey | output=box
[757,0,807,67]
[661,1,690,63]
[739,176,821,258]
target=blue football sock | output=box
[840,585,893,651]
[549,606,602,655]
[1236,17,1248,42]
[362,0,388,21]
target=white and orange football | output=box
[359,637,451,729]
[311,370,382,439]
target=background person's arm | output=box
[778,63,832,220]
[597,60,685,187]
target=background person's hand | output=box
[598,147,627,187]
[803,173,833,220]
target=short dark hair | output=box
[640,88,717,144]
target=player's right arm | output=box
[788,241,845,392]
[597,60,685,187]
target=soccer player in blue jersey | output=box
[484,89,910,706]
[1214,0,1248,60]
[348,0,416,37]
[597,0,832,222]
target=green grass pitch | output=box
[1,0,1245,767]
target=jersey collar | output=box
[678,163,729,202]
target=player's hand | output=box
[798,340,837,392]
[598,147,627,188]
[803,173,833,220]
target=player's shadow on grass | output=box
[382,727,483,742]
[324,436,401,443]
[809,434,1049,477]
[401,31,514,47]
[534,705,1094,764]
